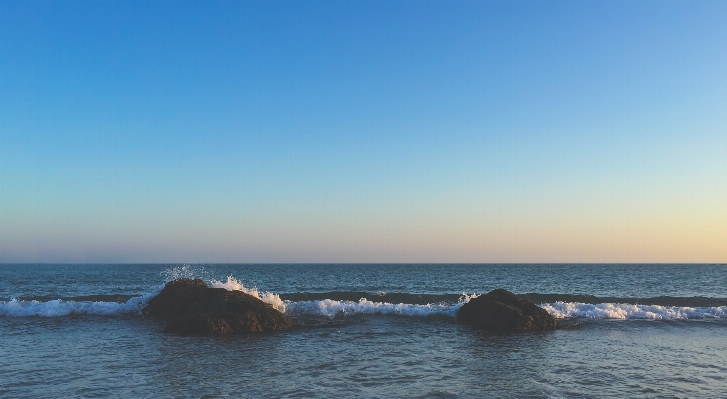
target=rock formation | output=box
[143,278,294,335]
[457,288,557,331]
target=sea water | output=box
[1,264,726,398]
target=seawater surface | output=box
[1,264,726,398]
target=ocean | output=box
[1,264,726,398]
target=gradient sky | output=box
[1,1,725,263]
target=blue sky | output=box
[1,1,725,263]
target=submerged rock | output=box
[457,289,557,331]
[143,278,294,335]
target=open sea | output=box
[1,263,726,398]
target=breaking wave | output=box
[520,293,727,308]
[284,294,479,318]
[0,289,161,317]
[210,276,286,312]
[279,292,466,305]
[543,302,727,320]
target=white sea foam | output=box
[542,302,727,320]
[0,288,161,317]
[284,294,479,318]
[210,276,286,312]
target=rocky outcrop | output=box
[142,278,294,335]
[457,289,557,331]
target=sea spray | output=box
[209,276,287,312]
[161,264,211,282]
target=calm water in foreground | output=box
[1,264,726,398]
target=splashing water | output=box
[160,265,210,282]
[209,276,286,312]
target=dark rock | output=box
[165,314,232,335]
[143,278,294,335]
[457,289,557,331]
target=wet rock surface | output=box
[142,279,294,335]
[457,288,557,331]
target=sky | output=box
[1,1,725,263]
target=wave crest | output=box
[210,276,286,312]
[542,302,727,320]
[0,289,160,317]
[284,293,479,318]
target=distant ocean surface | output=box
[1,264,726,398]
